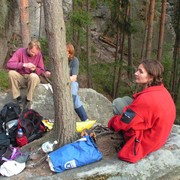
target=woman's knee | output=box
[112,96,133,115]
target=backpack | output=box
[0,102,21,146]
[16,109,46,147]
[1,102,21,123]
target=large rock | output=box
[0,84,180,179]
[0,84,113,125]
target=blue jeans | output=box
[71,82,88,121]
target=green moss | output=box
[0,69,9,91]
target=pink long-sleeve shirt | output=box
[6,48,45,76]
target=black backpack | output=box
[1,102,21,123]
[0,102,21,146]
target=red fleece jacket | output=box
[108,84,176,163]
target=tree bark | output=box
[145,0,155,59]
[127,2,133,80]
[112,26,121,98]
[141,0,149,61]
[43,0,76,146]
[170,0,180,103]
[86,0,92,88]
[20,0,30,47]
[157,0,166,62]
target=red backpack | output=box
[16,109,46,147]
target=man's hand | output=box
[23,63,36,71]
[44,71,51,78]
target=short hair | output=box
[141,59,164,86]
[28,39,41,50]
[66,43,75,59]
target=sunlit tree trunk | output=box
[145,0,155,59]
[20,0,30,47]
[38,1,43,38]
[43,0,76,146]
[157,0,166,62]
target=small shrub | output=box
[0,69,9,91]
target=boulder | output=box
[0,84,180,179]
[0,84,113,126]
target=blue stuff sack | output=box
[48,135,103,173]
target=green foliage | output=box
[162,58,172,90]
[161,43,174,90]
[39,38,49,68]
[0,69,9,91]
[70,10,92,28]
[91,63,113,94]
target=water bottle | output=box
[17,128,23,138]
[41,140,58,153]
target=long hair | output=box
[141,59,164,86]
[66,43,75,59]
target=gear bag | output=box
[48,135,103,173]
[16,109,46,147]
[0,102,21,146]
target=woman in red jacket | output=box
[108,59,176,163]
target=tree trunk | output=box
[86,0,92,88]
[157,0,166,62]
[115,32,125,98]
[127,2,133,80]
[38,2,43,38]
[20,0,30,47]
[170,0,180,103]
[112,26,120,98]
[141,0,149,61]
[43,0,76,146]
[145,0,155,59]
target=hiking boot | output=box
[23,99,32,110]
[16,96,23,111]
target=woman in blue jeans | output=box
[67,43,88,121]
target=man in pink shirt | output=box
[6,39,46,110]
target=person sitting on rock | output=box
[66,43,89,121]
[6,39,49,109]
[108,59,176,163]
